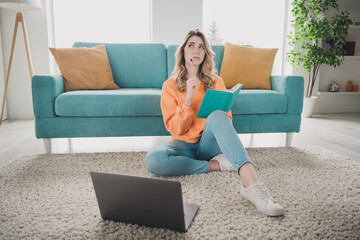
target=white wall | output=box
[152,0,203,45]
[0,0,50,120]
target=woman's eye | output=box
[188,44,193,47]
[199,46,204,49]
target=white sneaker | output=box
[240,181,284,217]
[211,154,234,171]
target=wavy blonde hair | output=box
[172,29,216,92]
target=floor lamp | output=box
[0,0,41,124]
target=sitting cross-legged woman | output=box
[145,29,284,217]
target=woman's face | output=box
[183,35,206,67]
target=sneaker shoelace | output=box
[254,184,275,205]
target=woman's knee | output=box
[208,110,227,121]
[145,147,170,176]
[206,110,229,127]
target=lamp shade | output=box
[0,0,41,11]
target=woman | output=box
[146,29,284,217]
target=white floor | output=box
[1,113,359,166]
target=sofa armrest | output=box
[271,75,304,114]
[32,75,65,118]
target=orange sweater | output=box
[161,75,232,143]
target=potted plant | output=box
[287,0,353,117]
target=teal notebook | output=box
[197,83,243,118]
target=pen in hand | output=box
[190,59,196,89]
[184,58,198,106]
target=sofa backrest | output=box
[166,45,225,78]
[73,42,227,88]
[73,42,167,88]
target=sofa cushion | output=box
[220,43,278,90]
[49,45,119,92]
[55,89,162,117]
[55,88,286,117]
[232,90,287,115]
[73,42,167,88]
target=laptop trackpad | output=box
[184,203,199,230]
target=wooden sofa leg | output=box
[68,138,73,153]
[43,138,51,153]
[248,134,254,147]
[286,132,294,147]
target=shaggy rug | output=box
[0,147,359,239]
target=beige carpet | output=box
[0,147,359,239]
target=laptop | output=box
[90,172,199,232]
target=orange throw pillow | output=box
[220,43,278,89]
[49,44,119,91]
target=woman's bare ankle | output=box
[208,160,221,172]
[238,162,258,188]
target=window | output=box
[203,0,287,74]
[52,0,151,48]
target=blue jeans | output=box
[145,110,251,176]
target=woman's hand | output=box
[185,60,199,106]
[184,76,198,106]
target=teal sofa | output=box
[32,43,304,153]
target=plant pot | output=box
[302,96,317,118]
